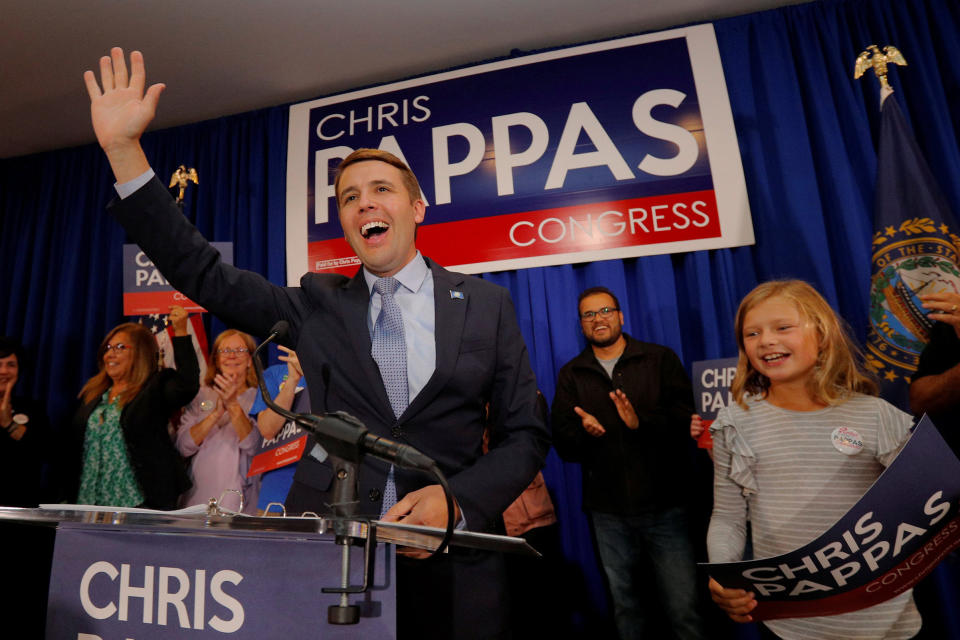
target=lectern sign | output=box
[47,526,395,639]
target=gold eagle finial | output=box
[854,44,907,92]
[169,165,199,204]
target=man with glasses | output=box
[552,286,704,640]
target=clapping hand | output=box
[0,378,13,427]
[573,389,640,437]
[0,378,23,440]
[278,345,303,382]
[610,389,639,429]
[574,406,606,437]
[213,372,241,407]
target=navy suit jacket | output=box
[109,176,549,532]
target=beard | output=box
[586,325,622,348]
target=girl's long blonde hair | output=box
[731,280,878,408]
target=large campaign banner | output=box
[286,24,753,281]
[702,416,960,620]
[47,525,395,639]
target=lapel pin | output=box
[450,290,464,299]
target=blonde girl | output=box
[706,280,920,640]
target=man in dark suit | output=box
[85,48,549,639]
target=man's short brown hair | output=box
[333,149,422,206]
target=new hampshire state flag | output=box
[866,94,960,409]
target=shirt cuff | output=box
[115,168,155,199]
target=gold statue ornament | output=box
[169,165,199,204]
[854,45,907,93]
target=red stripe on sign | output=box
[308,237,362,275]
[307,190,719,274]
[746,514,960,621]
[423,190,720,264]
[697,419,714,449]
[123,291,205,316]
[753,579,919,621]
[247,435,309,476]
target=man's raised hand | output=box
[83,48,163,182]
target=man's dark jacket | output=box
[552,334,694,514]
[107,175,549,639]
[913,321,960,455]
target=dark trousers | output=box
[592,508,706,640]
[397,548,510,640]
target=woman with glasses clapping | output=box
[68,306,199,509]
[176,329,260,513]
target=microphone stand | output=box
[251,324,456,625]
[252,331,366,624]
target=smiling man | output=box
[552,286,704,640]
[335,152,425,277]
[84,48,548,639]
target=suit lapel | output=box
[405,260,466,418]
[340,271,394,420]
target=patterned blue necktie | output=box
[371,277,407,515]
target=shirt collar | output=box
[363,251,429,295]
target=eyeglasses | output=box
[104,343,131,352]
[218,347,250,355]
[580,307,619,321]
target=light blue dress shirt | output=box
[363,252,436,406]
[115,169,155,199]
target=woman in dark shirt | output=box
[68,307,199,509]
[0,336,50,507]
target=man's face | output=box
[337,160,425,278]
[579,293,624,348]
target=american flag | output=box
[135,312,209,384]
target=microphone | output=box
[362,429,435,471]
[252,322,435,471]
[255,323,454,560]
[267,320,290,344]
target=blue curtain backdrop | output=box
[1,0,959,636]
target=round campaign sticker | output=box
[12,413,28,425]
[831,426,864,455]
